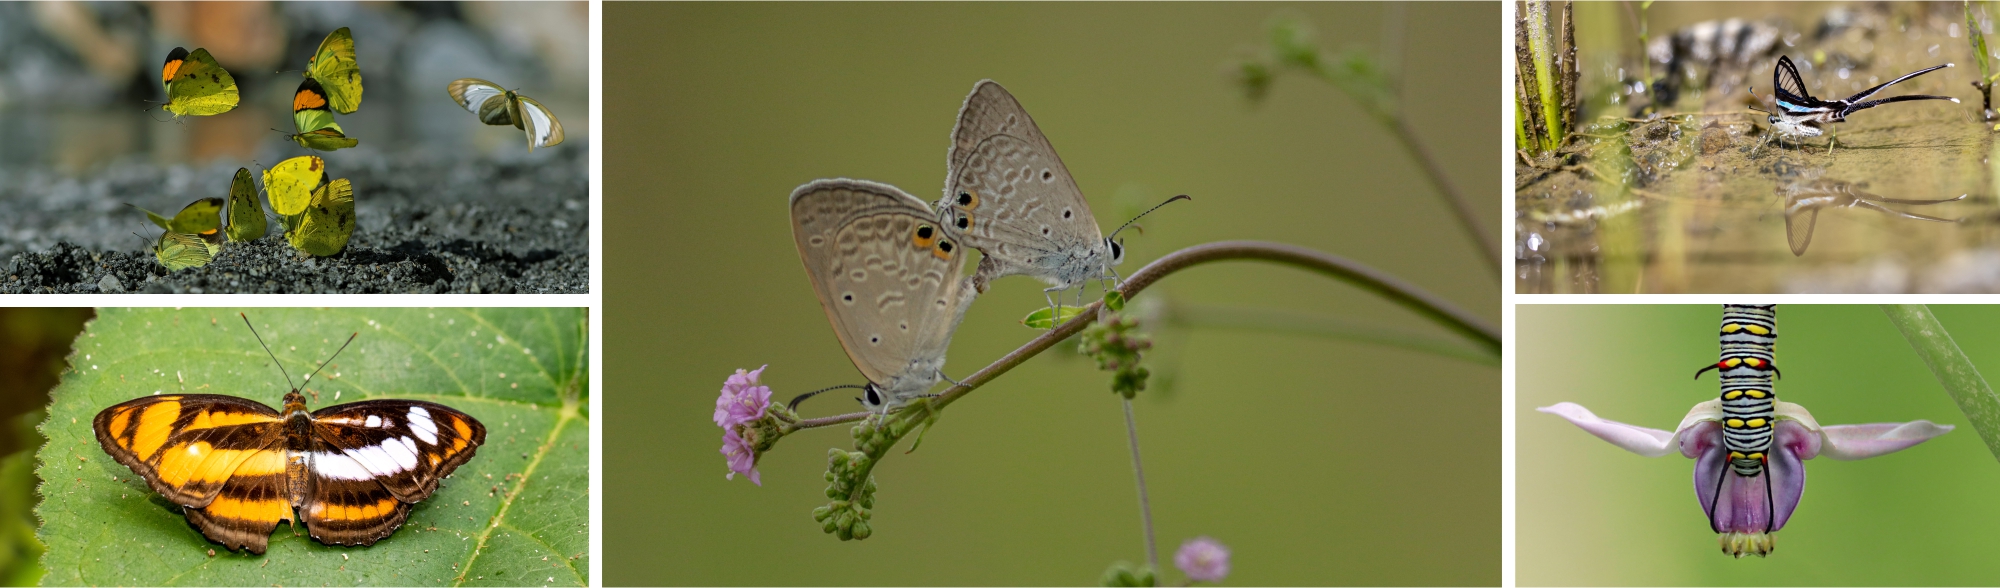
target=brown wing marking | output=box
[301,471,413,548]
[309,399,487,501]
[182,459,292,554]
[93,394,284,506]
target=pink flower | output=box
[714,365,772,429]
[721,428,761,486]
[1174,536,1230,583]
[1541,401,1951,557]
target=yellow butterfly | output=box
[160,47,239,118]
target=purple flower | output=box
[1541,400,1951,557]
[721,428,761,486]
[1174,536,1230,583]
[715,365,772,429]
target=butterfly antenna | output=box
[789,384,866,411]
[1745,87,1773,116]
[301,332,358,386]
[240,313,297,391]
[1112,195,1184,241]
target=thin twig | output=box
[1390,115,1500,274]
[788,240,1498,430]
[1124,398,1158,571]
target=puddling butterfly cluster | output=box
[139,28,567,271]
[790,80,1183,413]
[130,155,354,270]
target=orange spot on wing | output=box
[234,450,286,477]
[107,408,132,439]
[162,60,182,84]
[186,411,276,431]
[133,401,182,461]
[293,88,328,111]
[452,417,472,441]
[207,496,290,523]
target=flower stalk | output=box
[766,240,1495,540]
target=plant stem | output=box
[1390,115,1500,275]
[789,240,1498,431]
[1123,397,1158,571]
[1879,304,2000,463]
[1161,303,1499,366]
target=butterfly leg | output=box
[1044,285,1070,324]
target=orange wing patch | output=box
[131,399,183,461]
[205,494,292,524]
[161,59,183,85]
[186,410,277,432]
[293,87,328,111]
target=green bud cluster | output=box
[1080,314,1154,399]
[813,447,878,541]
[1099,561,1157,587]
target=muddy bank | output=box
[0,146,588,294]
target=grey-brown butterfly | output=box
[935,80,1183,313]
[790,179,979,413]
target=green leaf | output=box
[36,308,589,586]
[1881,304,2000,464]
[1103,291,1126,312]
[1021,306,1088,330]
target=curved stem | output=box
[788,240,1496,430]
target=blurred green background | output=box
[605,2,1498,586]
[1520,305,2000,586]
[0,309,94,586]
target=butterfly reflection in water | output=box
[1751,55,1959,154]
[1780,179,1964,256]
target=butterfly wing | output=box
[447,78,515,126]
[163,48,239,117]
[153,232,215,270]
[94,395,286,509]
[1772,56,1821,114]
[182,459,294,554]
[307,27,363,114]
[287,178,355,256]
[791,179,975,399]
[516,94,565,150]
[291,79,358,151]
[263,155,324,216]
[940,80,1104,285]
[226,167,266,242]
[301,400,485,546]
[170,197,225,245]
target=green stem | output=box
[1123,398,1157,571]
[789,240,1497,431]
[1303,66,1500,277]
[1161,303,1498,366]
[1526,1,1563,152]
[1879,304,2000,463]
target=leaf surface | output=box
[36,308,588,586]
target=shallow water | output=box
[1518,3,2000,292]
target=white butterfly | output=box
[445,78,564,150]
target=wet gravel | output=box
[0,147,587,293]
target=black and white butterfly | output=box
[1752,55,1958,151]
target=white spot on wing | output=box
[364,415,381,428]
[409,406,438,444]
[459,84,503,115]
[311,452,374,480]
[522,100,557,147]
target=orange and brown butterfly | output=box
[91,316,484,554]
